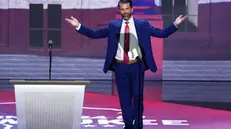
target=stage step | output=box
[0,80,112,94]
[0,54,112,80]
[163,60,231,81]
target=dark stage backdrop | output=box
[0,0,231,82]
[163,0,231,81]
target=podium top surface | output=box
[9,80,90,85]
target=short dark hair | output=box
[117,0,133,8]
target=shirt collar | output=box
[123,16,133,24]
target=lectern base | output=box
[10,80,90,129]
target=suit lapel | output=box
[134,18,142,46]
[115,19,122,40]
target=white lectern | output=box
[10,80,90,129]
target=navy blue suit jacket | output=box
[77,18,178,73]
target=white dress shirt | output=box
[76,16,142,61]
[115,16,141,61]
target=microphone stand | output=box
[137,57,142,129]
[48,40,53,80]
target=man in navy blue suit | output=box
[66,0,187,128]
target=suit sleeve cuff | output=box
[173,22,179,28]
[76,24,81,30]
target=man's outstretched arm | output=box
[65,16,109,39]
[147,15,187,38]
[76,24,109,39]
[147,21,178,38]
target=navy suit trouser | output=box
[113,60,145,129]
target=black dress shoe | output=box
[134,126,143,129]
[123,125,134,129]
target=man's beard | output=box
[122,13,131,20]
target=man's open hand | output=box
[174,15,188,25]
[65,16,80,28]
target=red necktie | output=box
[123,21,130,63]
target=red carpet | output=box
[0,91,231,129]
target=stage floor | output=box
[0,91,231,129]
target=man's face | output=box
[118,3,133,20]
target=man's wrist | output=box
[173,22,179,28]
[76,24,81,30]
